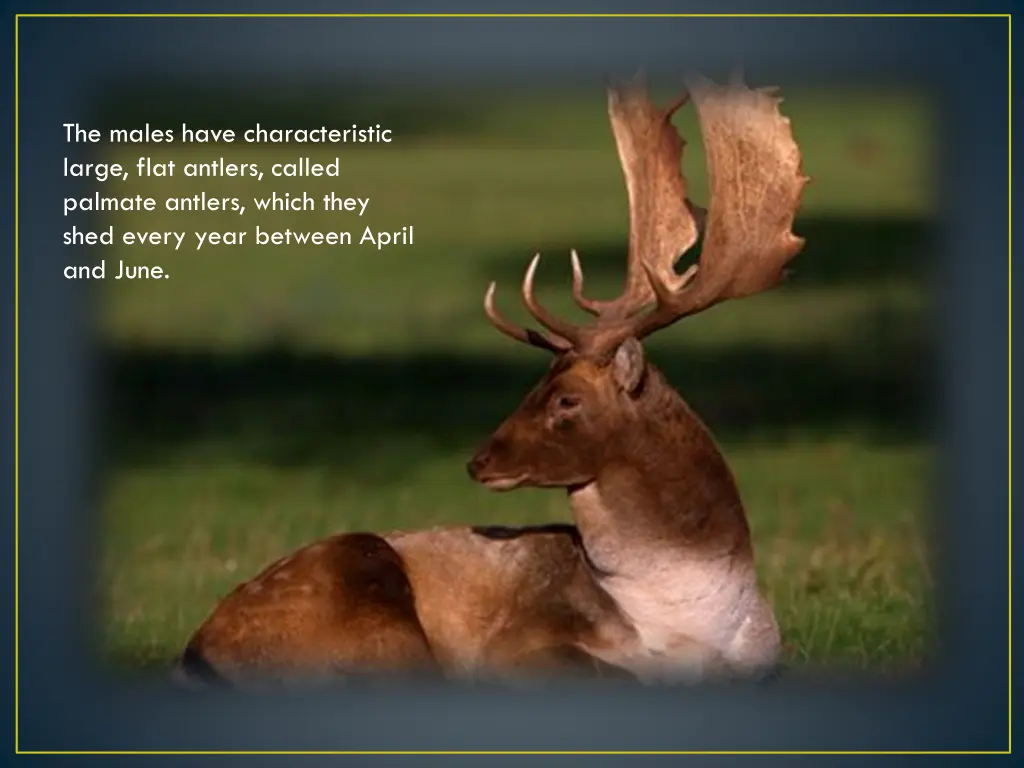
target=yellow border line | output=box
[12,10,18,757]
[1008,12,1014,758]
[9,751,1016,757]
[13,12,19,759]
[11,13,1016,19]
[12,10,1011,757]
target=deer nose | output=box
[466,451,489,480]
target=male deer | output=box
[177,72,807,686]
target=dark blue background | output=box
[3,1,1012,758]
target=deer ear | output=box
[612,337,646,394]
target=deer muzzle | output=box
[465,443,529,491]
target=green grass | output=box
[94,84,937,675]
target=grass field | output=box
[93,82,937,675]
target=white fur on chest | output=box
[599,552,757,659]
[571,484,778,678]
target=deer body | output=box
[381,524,634,676]
[180,524,641,684]
[177,71,806,686]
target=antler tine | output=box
[483,281,572,354]
[520,254,583,345]
[569,250,603,316]
[625,73,808,343]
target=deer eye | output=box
[554,394,582,411]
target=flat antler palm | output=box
[484,72,810,358]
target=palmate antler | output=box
[483,71,810,358]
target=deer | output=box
[176,70,808,687]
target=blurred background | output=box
[89,75,937,675]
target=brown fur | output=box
[181,533,437,684]
[387,524,638,677]
[468,355,751,563]
[180,524,640,684]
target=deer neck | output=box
[566,369,777,674]
[569,366,753,576]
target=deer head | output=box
[466,72,809,492]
